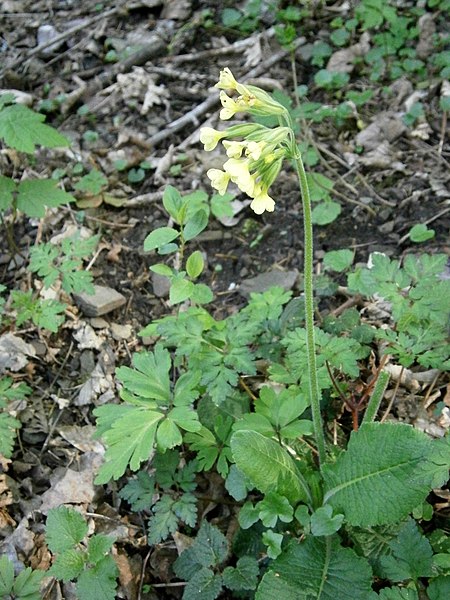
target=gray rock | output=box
[0,333,36,373]
[73,285,126,317]
[239,269,299,298]
[152,272,171,298]
[111,323,133,340]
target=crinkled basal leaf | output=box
[174,521,228,580]
[256,536,373,600]
[94,405,163,484]
[182,568,222,600]
[87,535,115,565]
[222,556,259,592]
[46,506,88,553]
[0,103,69,152]
[379,519,433,582]
[323,423,448,526]
[16,179,73,218]
[230,430,311,506]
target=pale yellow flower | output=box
[215,67,249,96]
[200,127,224,151]
[245,141,265,161]
[250,187,275,214]
[223,140,246,159]
[219,91,241,120]
[207,168,230,195]
[223,158,255,196]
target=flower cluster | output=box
[200,68,291,214]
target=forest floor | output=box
[0,0,449,598]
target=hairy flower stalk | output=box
[201,68,326,466]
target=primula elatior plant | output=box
[199,66,327,463]
[94,69,450,599]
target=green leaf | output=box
[183,568,222,600]
[156,417,183,450]
[186,250,204,279]
[0,410,21,458]
[0,555,14,595]
[174,521,228,578]
[119,471,155,511]
[379,519,433,581]
[323,423,443,526]
[76,556,118,600]
[256,536,373,599]
[87,535,115,565]
[225,465,251,501]
[310,505,344,536]
[376,589,418,599]
[256,493,294,528]
[74,169,107,194]
[409,223,435,243]
[323,249,354,272]
[116,345,171,403]
[190,283,213,304]
[311,200,341,225]
[16,179,73,218]
[162,185,183,221]
[0,104,69,152]
[46,506,88,553]
[143,227,179,252]
[262,530,284,560]
[0,175,16,212]
[231,430,311,506]
[94,405,163,483]
[238,501,260,530]
[148,495,178,544]
[49,548,86,582]
[150,263,173,277]
[223,556,259,591]
[11,567,44,599]
[428,575,450,600]
[183,209,208,241]
[170,276,194,304]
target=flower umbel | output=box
[201,69,292,213]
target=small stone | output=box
[239,269,299,298]
[111,323,133,340]
[90,317,109,329]
[73,285,126,317]
[152,272,171,298]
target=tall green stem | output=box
[288,122,326,466]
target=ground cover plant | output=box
[0,1,449,599]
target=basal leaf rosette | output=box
[200,68,292,214]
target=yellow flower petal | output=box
[223,158,255,196]
[200,127,224,151]
[215,67,238,90]
[219,91,239,120]
[250,190,275,214]
[223,140,246,159]
[207,168,230,195]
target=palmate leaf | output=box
[323,423,449,527]
[94,405,163,484]
[0,103,69,152]
[16,179,73,218]
[256,536,373,600]
[116,345,171,404]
